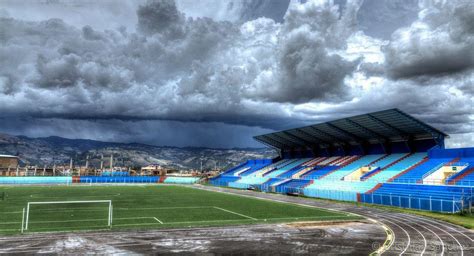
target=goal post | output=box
[23,200,112,231]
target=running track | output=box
[196,185,474,255]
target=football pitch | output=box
[0,185,360,235]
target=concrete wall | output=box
[0,157,18,168]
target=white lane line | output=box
[213,206,258,220]
[388,214,427,256]
[192,185,397,255]
[377,217,411,255]
[397,214,463,256]
[404,213,474,242]
[153,217,163,224]
[379,213,444,256]
[194,185,459,256]
[366,217,395,254]
[408,220,444,256]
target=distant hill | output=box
[0,133,277,170]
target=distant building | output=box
[141,164,167,176]
[0,155,19,168]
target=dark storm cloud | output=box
[137,0,185,36]
[359,62,385,76]
[0,117,273,148]
[238,0,290,23]
[266,0,361,103]
[298,79,473,146]
[0,0,361,130]
[0,0,473,148]
[356,0,419,39]
[384,0,474,78]
[175,0,290,23]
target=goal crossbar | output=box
[24,200,112,231]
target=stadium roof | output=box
[254,109,448,150]
[0,155,18,158]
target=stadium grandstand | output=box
[210,109,474,213]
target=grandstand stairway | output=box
[264,159,311,178]
[320,155,384,181]
[158,176,166,183]
[254,159,294,177]
[362,153,410,179]
[364,153,426,182]
[388,157,456,184]
[447,167,474,185]
[275,179,312,194]
[291,157,328,178]
[387,157,429,182]
[306,156,362,180]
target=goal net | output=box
[23,200,112,232]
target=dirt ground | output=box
[0,221,385,255]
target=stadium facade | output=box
[210,109,474,213]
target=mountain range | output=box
[0,133,277,170]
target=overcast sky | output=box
[0,0,472,148]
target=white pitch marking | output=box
[212,206,257,220]
[153,217,163,224]
[1,206,213,214]
[191,185,355,217]
[116,206,212,210]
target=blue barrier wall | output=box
[0,176,201,184]
[429,147,474,159]
[79,176,159,183]
[0,177,72,184]
[163,177,199,184]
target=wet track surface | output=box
[197,185,474,255]
[0,221,383,255]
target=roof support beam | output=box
[367,114,407,138]
[307,126,346,145]
[288,129,330,147]
[266,134,300,148]
[395,111,445,139]
[281,131,314,147]
[272,133,306,147]
[255,135,287,149]
[325,123,364,143]
[254,137,282,151]
[343,119,387,142]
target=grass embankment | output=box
[356,202,474,229]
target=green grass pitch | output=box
[0,185,360,235]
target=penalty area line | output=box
[213,206,257,220]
